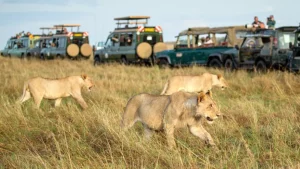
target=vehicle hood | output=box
[223,48,238,55]
[156,49,174,57]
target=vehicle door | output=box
[273,32,295,64]
[101,33,119,61]
[57,37,67,57]
[50,37,64,57]
[239,37,262,64]
[30,40,40,57]
[2,40,12,56]
[192,34,210,65]
[118,32,135,60]
[172,35,194,66]
[9,40,22,57]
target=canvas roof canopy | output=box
[114,16,150,20]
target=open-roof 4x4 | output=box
[222,26,299,72]
[40,24,92,60]
[94,16,166,66]
[155,25,250,68]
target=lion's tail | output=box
[160,80,169,95]
[17,81,29,104]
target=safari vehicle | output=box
[94,16,166,66]
[6,31,42,59]
[288,24,300,72]
[222,26,298,72]
[1,37,17,57]
[155,26,249,68]
[40,24,92,60]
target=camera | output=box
[267,17,271,21]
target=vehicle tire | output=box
[158,59,170,69]
[224,58,234,72]
[40,54,45,60]
[20,54,24,60]
[120,56,128,65]
[56,54,64,60]
[208,58,222,68]
[8,54,11,58]
[94,56,101,66]
[26,53,31,60]
[255,60,267,73]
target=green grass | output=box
[0,57,300,168]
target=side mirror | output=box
[235,45,239,50]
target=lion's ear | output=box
[81,74,87,80]
[197,92,206,103]
[206,90,212,97]
[217,74,222,80]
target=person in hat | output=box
[267,15,276,30]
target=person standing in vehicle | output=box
[266,15,276,30]
[252,16,265,28]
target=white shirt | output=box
[204,39,213,44]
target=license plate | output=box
[73,33,83,37]
[144,28,155,32]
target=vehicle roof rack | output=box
[114,16,150,28]
[53,24,81,32]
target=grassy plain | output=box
[0,56,300,169]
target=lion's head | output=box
[214,74,228,90]
[81,74,95,91]
[196,91,221,124]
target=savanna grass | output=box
[0,56,300,169]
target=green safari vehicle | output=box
[155,26,249,68]
[94,16,167,66]
[222,26,298,72]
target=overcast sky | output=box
[0,0,299,47]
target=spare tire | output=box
[67,44,80,57]
[153,42,167,54]
[136,42,152,59]
[80,44,92,57]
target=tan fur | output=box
[18,74,94,109]
[121,91,221,148]
[160,72,228,95]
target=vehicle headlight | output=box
[47,52,50,56]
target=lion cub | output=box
[160,72,228,95]
[121,91,221,148]
[18,74,94,109]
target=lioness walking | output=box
[18,74,94,109]
[160,72,227,95]
[121,91,221,148]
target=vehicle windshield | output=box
[242,37,263,48]
[278,32,295,49]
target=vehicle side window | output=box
[278,32,295,49]
[215,33,227,46]
[177,35,188,48]
[35,40,40,48]
[105,36,113,47]
[59,38,66,48]
[111,34,119,46]
[119,33,133,46]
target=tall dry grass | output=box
[0,57,300,169]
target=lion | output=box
[121,91,221,148]
[18,74,94,109]
[160,72,228,95]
